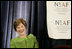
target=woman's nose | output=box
[19,27,22,30]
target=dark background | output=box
[1,1,71,48]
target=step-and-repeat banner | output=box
[46,1,71,39]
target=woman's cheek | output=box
[17,29,20,33]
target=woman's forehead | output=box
[17,23,24,27]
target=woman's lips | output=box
[19,30,24,33]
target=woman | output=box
[10,18,39,48]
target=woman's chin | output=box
[19,32,25,35]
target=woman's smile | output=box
[18,29,24,33]
[16,23,26,35]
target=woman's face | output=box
[16,23,26,36]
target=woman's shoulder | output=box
[28,34,36,39]
[28,34,35,37]
[11,37,18,42]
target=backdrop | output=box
[1,1,71,48]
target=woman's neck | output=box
[19,34,27,38]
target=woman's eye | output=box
[17,27,20,29]
[21,26,23,28]
[21,25,24,27]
